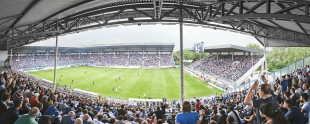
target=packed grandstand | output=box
[189,55,262,81]
[10,44,175,71]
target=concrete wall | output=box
[0,51,8,66]
[0,41,8,66]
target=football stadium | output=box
[0,0,310,124]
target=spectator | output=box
[64,102,75,115]
[129,116,138,124]
[0,99,22,124]
[301,93,310,123]
[60,111,75,124]
[259,102,289,124]
[116,115,125,124]
[30,93,40,107]
[244,76,279,124]
[19,97,31,115]
[40,95,49,114]
[155,106,164,120]
[134,113,143,124]
[92,114,104,124]
[217,110,227,124]
[102,114,110,123]
[227,106,242,124]
[0,79,6,91]
[82,114,91,124]
[74,118,83,124]
[175,101,200,124]
[0,93,10,114]
[167,113,176,124]
[38,115,52,124]
[14,107,40,124]
[210,109,219,122]
[36,103,44,122]
[59,100,68,112]
[226,116,236,124]
[283,99,305,124]
[117,105,127,117]
[44,102,59,116]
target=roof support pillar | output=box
[53,35,59,92]
[179,6,184,103]
[264,37,268,72]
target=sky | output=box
[28,24,262,50]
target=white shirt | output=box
[228,110,241,124]
[92,118,104,124]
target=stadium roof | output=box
[203,44,263,53]
[13,43,175,53]
[1,0,310,48]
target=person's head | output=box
[171,113,176,119]
[281,76,285,80]
[226,116,234,123]
[38,115,52,124]
[284,91,290,99]
[259,84,271,97]
[290,88,295,94]
[136,113,140,118]
[13,99,23,110]
[303,83,309,90]
[70,102,74,108]
[74,118,83,124]
[37,102,43,110]
[141,120,148,124]
[209,120,217,124]
[259,102,288,124]
[220,110,226,116]
[110,118,116,124]
[53,102,58,107]
[181,101,191,113]
[283,99,293,109]
[97,114,103,121]
[123,115,128,121]
[157,119,163,124]
[29,107,40,119]
[82,109,88,114]
[68,111,75,117]
[82,114,90,121]
[213,109,218,114]
[301,93,309,102]
[3,93,10,102]
[129,116,135,121]
[34,93,40,98]
[42,95,48,101]
[121,105,125,109]
[118,115,123,120]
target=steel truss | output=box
[1,0,310,48]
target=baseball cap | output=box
[34,93,40,97]
[0,79,5,84]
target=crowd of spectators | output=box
[189,55,262,81]
[2,64,310,124]
[3,56,310,124]
[11,53,175,71]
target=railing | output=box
[224,55,310,95]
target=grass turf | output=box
[28,66,222,99]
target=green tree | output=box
[173,50,209,64]
[267,47,310,72]
[247,43,262,50]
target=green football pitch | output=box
[28,66,222,99]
